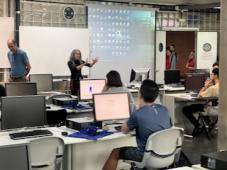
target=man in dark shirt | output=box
[103,80,172,170]
[67,49,98,95]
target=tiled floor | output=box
[182,130,218,165]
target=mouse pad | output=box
[67,130,113,140]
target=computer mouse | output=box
[61,131,68,136]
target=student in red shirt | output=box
[166,46,171,70]
[186,51,195,70]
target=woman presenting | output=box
[68,49,98,95]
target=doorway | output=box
[166,31,196,77]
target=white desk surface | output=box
[47,104,93,113]
[163,85,185,91]
[168,167,194,170]
[168,165,209,170]
[163,93,197,101]
[0,126,132,146]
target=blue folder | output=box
[67,130,114,140]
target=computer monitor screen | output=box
[185,73,206,92]
[80,79,106,100]
[130,68,150,83]
[93,93,130,121]
[1,95,46,130]
[0,145,30,170]
[164,70,180,84]
[5,82,37,96]
[29,74,53,91]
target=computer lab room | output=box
[0,0,227,170]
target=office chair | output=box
[195,99,218,139]
[29,137,64,170]
[126,128,184,170]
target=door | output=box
[196,32,217,69]
[155,31,166,84]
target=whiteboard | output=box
[0,17,14,68]
[196,32,217,69]
[19,26,90,76]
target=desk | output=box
[47,104,93,115]
[0,126,136,170]
[162,93,206,128]
[167,164,209,170]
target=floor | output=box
[182,129,218,165]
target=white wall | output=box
[0,17,14,68]
[155,31,166,84]
[20,26,90,76]
[196,32,217,69]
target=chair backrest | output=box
[29,137,64,170]
[142,128,184,169]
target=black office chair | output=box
[194,98,218,139]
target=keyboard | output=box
[9,129,53,140]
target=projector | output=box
[201,151,227,170]
[66,117,102,131]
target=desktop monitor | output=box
[1,95,46,130]
[185,73,206,92]
[0,144,30,170]
[93,93,130,121]
[164,70,180,84]
[29,74,53,92]
[5,82,37,96]
[130,68,150,83]
[79,79,106,100]
[194,69,210,80]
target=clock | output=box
[63,7,75,20]
[203,43,212,52]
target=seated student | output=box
[102,70,136,112]
[103,80,172,170]
[212,62,219,69]
[183,68,219,136]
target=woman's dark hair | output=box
[140,80,159,103]
[106,70,123,87]
[212,62,219,67]
[212,68,219,77]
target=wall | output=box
[166,31,196,76]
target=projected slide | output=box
[88,5,156,83]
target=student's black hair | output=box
[139,80,159,103]
[106,70,123,87]
[212,68,219,77]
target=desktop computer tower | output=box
[201,151,227,170]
